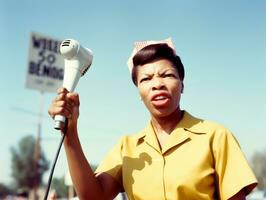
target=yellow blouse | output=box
[96,111,257,200]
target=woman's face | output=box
[136,59,183,118]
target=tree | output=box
[251,150,266,190]
[0,182,12,197]
[10,135,49,194]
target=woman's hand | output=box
[48,87,80,129]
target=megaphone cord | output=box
[43,119,68,200]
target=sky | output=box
[0,0,265,185]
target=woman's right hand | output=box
[48,87,80,129]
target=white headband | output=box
[127,37,176,73]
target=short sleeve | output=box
[95,137,124,186]
[212,128,257,200]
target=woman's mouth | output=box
[151,94,170,107]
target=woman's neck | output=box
[151,108,183,135]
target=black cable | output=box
[43,119,68,200]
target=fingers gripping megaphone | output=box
[54,39,93,130]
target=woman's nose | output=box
[152,77,165,90]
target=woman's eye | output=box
[140,77,150,83]
[164,74,175,78]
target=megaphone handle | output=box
[54,115,66,130]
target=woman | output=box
[48,38,257,200]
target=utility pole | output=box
[32,91,44,200]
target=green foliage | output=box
[251,150,266,190]
[0,183,12,197]
[51,176,68,198]
[10,135,49,191]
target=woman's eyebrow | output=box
[139,72,153,77]
[159,68,176,74]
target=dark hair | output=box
[131,43,185,85]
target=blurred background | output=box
[0,0,265,199]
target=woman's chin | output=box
[150,107,180,119]
[151,109,173,119]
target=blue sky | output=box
[0,0,265,184]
